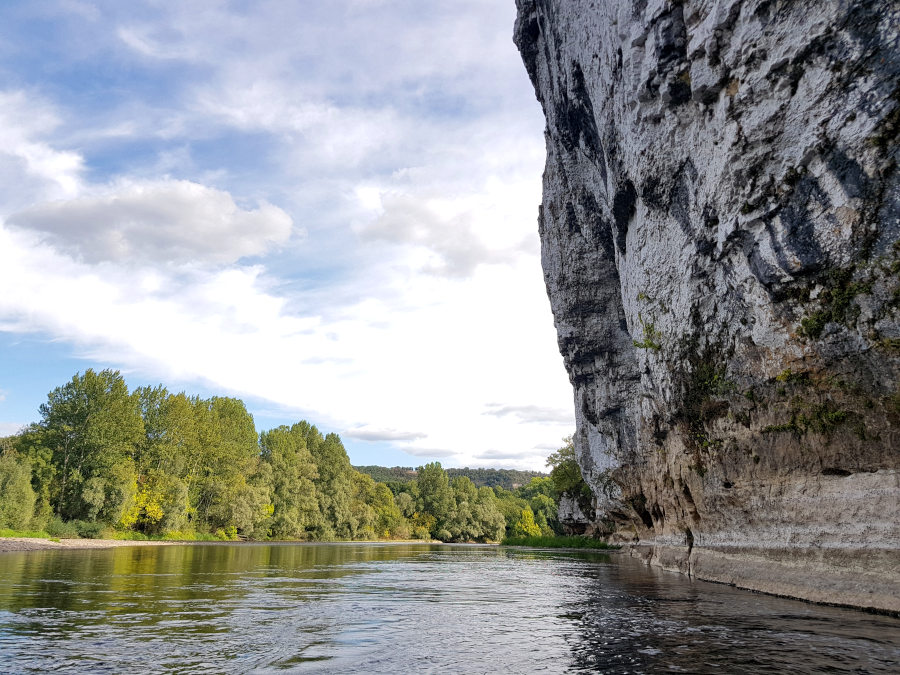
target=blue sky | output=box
[0,1,573,469]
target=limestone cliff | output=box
[514,0,899,612]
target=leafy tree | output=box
[394,491,416,519]
[546,436,591,502]
[471,485,505,541]
[416,462,454,539]
[493,486,531,537]
[125,387,201,533]
[348,471,378,540]
[370,481,404,538]
[12,426,54,528]
[518,476,555,500]
[307,429,355,539]
[191,396,265,534]
[0,446,35,529]
[259,424,322,539]
[136,387,201,478]
[38,369,144,524]
[511,508,541,537]
[529,493,558,535]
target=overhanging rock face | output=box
[514,0,899,612]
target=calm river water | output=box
[0,543,897,673]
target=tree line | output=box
[0,369,585,542]
[354,465,547,490]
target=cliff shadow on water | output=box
[514,0,900,613]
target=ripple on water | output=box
[0,544,897,673]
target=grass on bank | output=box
[501,535,619,550]
[0,528,59,541]
[0,524,237,543]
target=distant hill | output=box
[354,465,548,490]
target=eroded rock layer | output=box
[514,0,899,612]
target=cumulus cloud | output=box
[344,427,428,442]
[0,2,574,469]
[8,180,293,265]
[483,404,574,425]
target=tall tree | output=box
[307,430,355,538]
[191,396,266,534]
[416,462,455,540]
[259,424,322,539]
[38,369,143,523]
[0,442,35,530]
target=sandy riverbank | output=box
[0,537,179,553]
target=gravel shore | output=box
[0,537,178,553]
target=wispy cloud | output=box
[399,447,457,459]
[344,427,428,442]
[483,404,574,425]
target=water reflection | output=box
[0,543,896,673]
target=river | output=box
[0,543,896,673]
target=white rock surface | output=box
[515,0,899,612]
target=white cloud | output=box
[400,447,458,459]
[0,220,572,469]
[483,404,574,425]
[8,180,293,265]
[345,427,428,442]
[0,91,84,209]
[361,194,514,277]
[0,2,572,470]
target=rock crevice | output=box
[515,0,899,613]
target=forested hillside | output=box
[0,370,582,543]
[354,466,547,489]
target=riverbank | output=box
[627,543,900,616]
[0,536,180,553]
[501,534,618,550]
[0,536,449,554]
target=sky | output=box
[0,0,574,470]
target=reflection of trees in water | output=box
[0,543,447,641]
[1,545,898,672]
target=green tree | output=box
[416,462,454,540]
[259,424,322,539]
[12,426,54,528]
[191,396,266,535]
[348,471,379,540]
[0,445,35,530]
[38,369,144,524]
[493,486,531,538]
[529,493,558,535]
[546,436,591,501]
[511,508,541,537]
[306,428,355,539]
[370,481,404,538]
[394,491,416,519]
[124,388,201,533]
